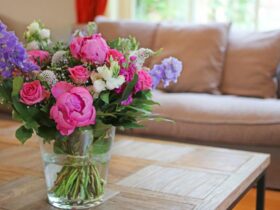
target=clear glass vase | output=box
[39,127,115,209]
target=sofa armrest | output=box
[277,63,280,98]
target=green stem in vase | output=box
[50,162,105,202]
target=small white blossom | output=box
[106,76,125,90]
[93,79,106,93]
[26,40,40,50]
[51,50,66,65]
[39,70,58,86]
[130,48,155,70]
[93,63,124,93]
[90,71,102,82]
[97,66,112,80]
[28,21,40,34]
[40,28,50,39]
[25,31,30,37]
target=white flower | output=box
[97,66,112,80]
[130,48,155,70]
[51,50,66,65]
[25,31,30,38]
[40,29,50,39]
[93,79,106,93]
[90,71,102,82]
[28,21,40,34]
[106,76,125,90]
[39,70,58,86]
[26,40,40,50]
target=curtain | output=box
[76,0,108,24]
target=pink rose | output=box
[28,50,49,66]
[106,49,124,62]
[69,34,109,65]
[69,37,83,59]
[50,85,96,136]
[68,65,90,84]
[20,80,49,105]
[134,70,152,93]
[51,81,74,99]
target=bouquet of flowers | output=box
[0,20,182,209]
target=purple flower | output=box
[149,57,182,89]
[149,64,164,89]
[0,21,38,79]
[121,94,133,106]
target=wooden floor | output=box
[234,188,280,210]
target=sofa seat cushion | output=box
[130,91,280,146]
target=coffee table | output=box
[0,120,270,210]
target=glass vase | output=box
[38,127,115,209]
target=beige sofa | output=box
[95,17,280,190]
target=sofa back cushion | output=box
[221,31,280,98]
[95,16,158,49]
[150,22,230,93]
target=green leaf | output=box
[53,140,67,154]
[12,95,40,122]
[86,22,96,36]
[91,137,112,155]
[37,126,57,142]
[27,106,40,117]
[133,99,159,106]
[100,91,110,104]
[108,36,139,53]
[15,125,33,144]
[127,106,151,115]
[96,111,115,117]
[12,77,24,96]
[12,99,29,121]
[119,74,138,102]
[93,121,112,136]
[24,120,39,131]
[12,110,22,121]
[121,122,144,129]
[0,80,12,103]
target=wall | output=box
[0,0,76,41]
[105,0,135,20]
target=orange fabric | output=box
[76,0,107,24]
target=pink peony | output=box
[106,49,124,62]
[20,80,49,105]
[69,34,109,65]
[68,65,90,84]
[69,36,83,59]
[51,81,74,99]
[134,69,152,93]
[28,50,49,66]
[50,86,96,136]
